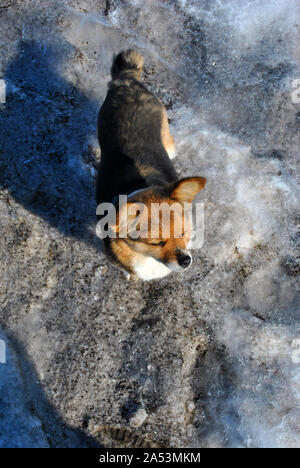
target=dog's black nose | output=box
[178,254,192,268]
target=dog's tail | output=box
[111,49,144,80]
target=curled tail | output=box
[111,49,144,80]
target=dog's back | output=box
[96,50,177,205]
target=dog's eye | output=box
[151,241,166,247]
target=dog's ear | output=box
[169,177,206,203]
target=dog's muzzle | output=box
[177,252,192,268]
[167,250,193,271]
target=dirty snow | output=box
[0,0,299,448]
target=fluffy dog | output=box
[96,50,206,280]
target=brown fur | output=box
[160,107,175,156]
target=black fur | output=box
[96,51,178,207]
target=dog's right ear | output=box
[169,177,206,203]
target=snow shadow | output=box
[0,329,102,448]
[0,39,101,249]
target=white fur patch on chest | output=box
[133,256,171,280]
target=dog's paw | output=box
[130,274,139,281]
[123,271,139,281]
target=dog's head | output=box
[104,177,206,273]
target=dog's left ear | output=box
[169,177,206,203]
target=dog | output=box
[96,50,206,280]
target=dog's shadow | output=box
[1,329,102,448]
[0,39,100,249]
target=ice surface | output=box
[0,331,49,448]
[0,0,299,447]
